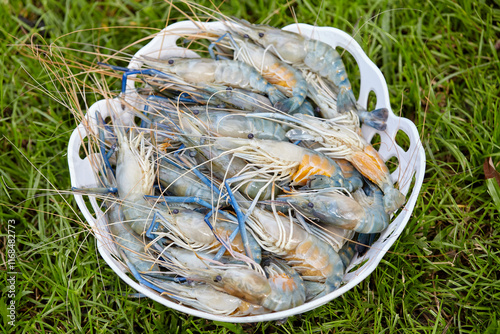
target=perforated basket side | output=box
[283,24,426,281]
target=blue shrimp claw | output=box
[208,32,236,61]
[223,178,254,260]
[97,62,174,94]
[96,111,117,177]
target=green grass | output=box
[1,0,500,332]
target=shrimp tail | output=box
[357,107,388,131]
[336,87,358,114]
[291,101,316,117]
[339,232,376,268]
[303,281,327,301]
[382,186,406,213]
[338,240,357,268]
[324,257,345,293]
[355,233,376,256]
[274,97,303,114]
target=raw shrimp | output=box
[244,205,345,293]
[209,31,309,113]
[140,57,286,106]
[179,122,282,200]
[253,112,405,212]
[111,116,159,234]
[213,136,358,190]
[274,188,390,233]
[225,19,357,113]
[187,110,287,141]
[178,258,306,311]
[149,208,262,263]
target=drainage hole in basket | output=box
[382,228,396,243]
[79,137,91,160]
[370,133,382,151]
[81,194,99,221]
[397,171,417,201]
[345,258,370,275]
[134,116,144,127]
[176,37,213,58]
[386,156,399,175]
[367,90,377,113]
[395,130,411,152]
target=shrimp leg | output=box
[223,178,254,259]
[209,30,313,114]
[164,150,261,262]
[119,249,189,296]
[207,32,235,61]
[143,194,259,262]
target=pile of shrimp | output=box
[81,16,407,316]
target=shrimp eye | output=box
[308,202,314,208]
[214,275,222,282]
[226,87,233,91]
[258,32,264,38]
[168,59,174,64]
[172,209,179,214]
[192,109,199,115]
[247,133,254,139]
[243,34,249,38]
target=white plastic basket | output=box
[68,21,425,322]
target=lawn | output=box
[1,0,499,333]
